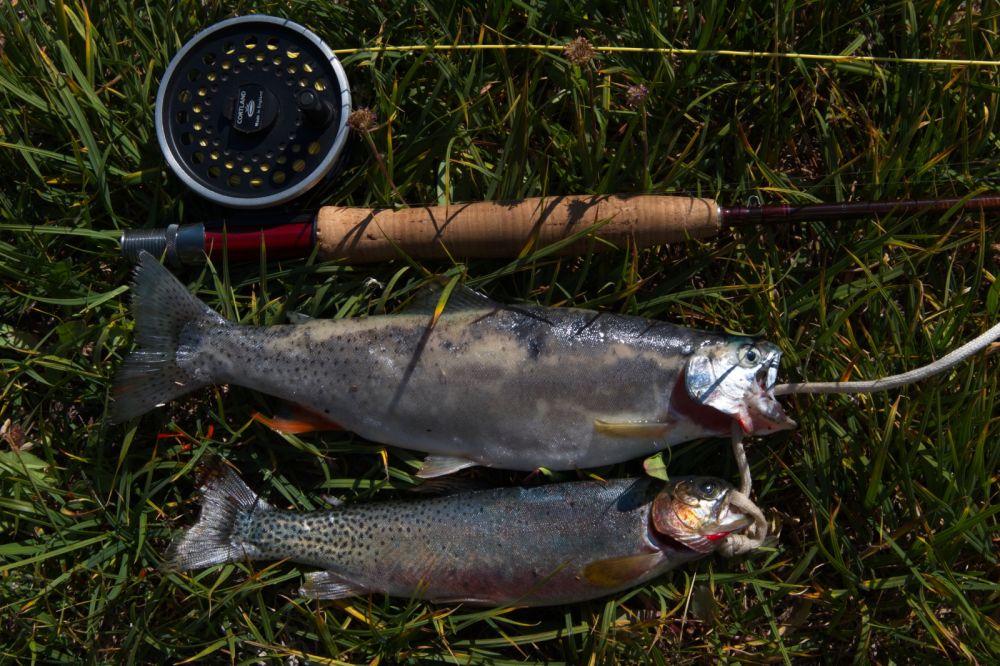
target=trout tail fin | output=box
[166,463,271,571]
[111,251,226,423]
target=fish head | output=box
[684,337,795,435]
[650,476,750,554]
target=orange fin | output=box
[252,404,343,434]
[593,419,672,438]
[582,552,664,588]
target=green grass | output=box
[2,0,999,662]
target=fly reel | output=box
[155,15,351,209]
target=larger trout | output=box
[113,252,794,475]
[168,465,763,606]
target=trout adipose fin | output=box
[111,254,227,423]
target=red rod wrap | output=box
[204,222,316,261]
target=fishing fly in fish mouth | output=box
[112,251,794,480]
[166,462,767,607]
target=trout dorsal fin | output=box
[402,278,497,316]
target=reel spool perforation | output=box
[156,15,350,208]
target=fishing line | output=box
[333,43,1000,69]
[733,319,999,499]
[731,423,752,497]
[774,318,1000,396]
[717,486,767,557]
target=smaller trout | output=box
[167,466,763,607]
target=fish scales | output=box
[169,468,752,606]
[238,479,671,604]
[114,252,794,473]
[186,308,725,469]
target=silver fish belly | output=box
[113,252,793,473]
[167,466,750,607]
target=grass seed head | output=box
[564,36,595,66]
[626,83,649,108]
[347,107,378,133]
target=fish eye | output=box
[738,344,760,367]
[698,480,717,497]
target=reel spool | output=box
[155,15,351,209]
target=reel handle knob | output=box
[298,90,335,128]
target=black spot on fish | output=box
[571,311,605,337]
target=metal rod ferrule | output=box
[120,223,206,265]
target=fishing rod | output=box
[118,14,1000,265]
[120,193,1000,265]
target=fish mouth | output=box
[682,349,796,436]
[744,361,796,434]
[758,360,779,394]
[704,497,752,535]
[650,489,751,554]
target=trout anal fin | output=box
[416,455,479,478]
[299,571,368,600]
[593,419,672,438]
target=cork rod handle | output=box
[315,194,721,263]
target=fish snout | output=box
[744,362,796,434]
[650,478,752,555]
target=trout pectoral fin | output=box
[582,552,664,588]
[299,571,368,600]
[251,404,344,434]
[593,419,672,438]
[416,455,479,478]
